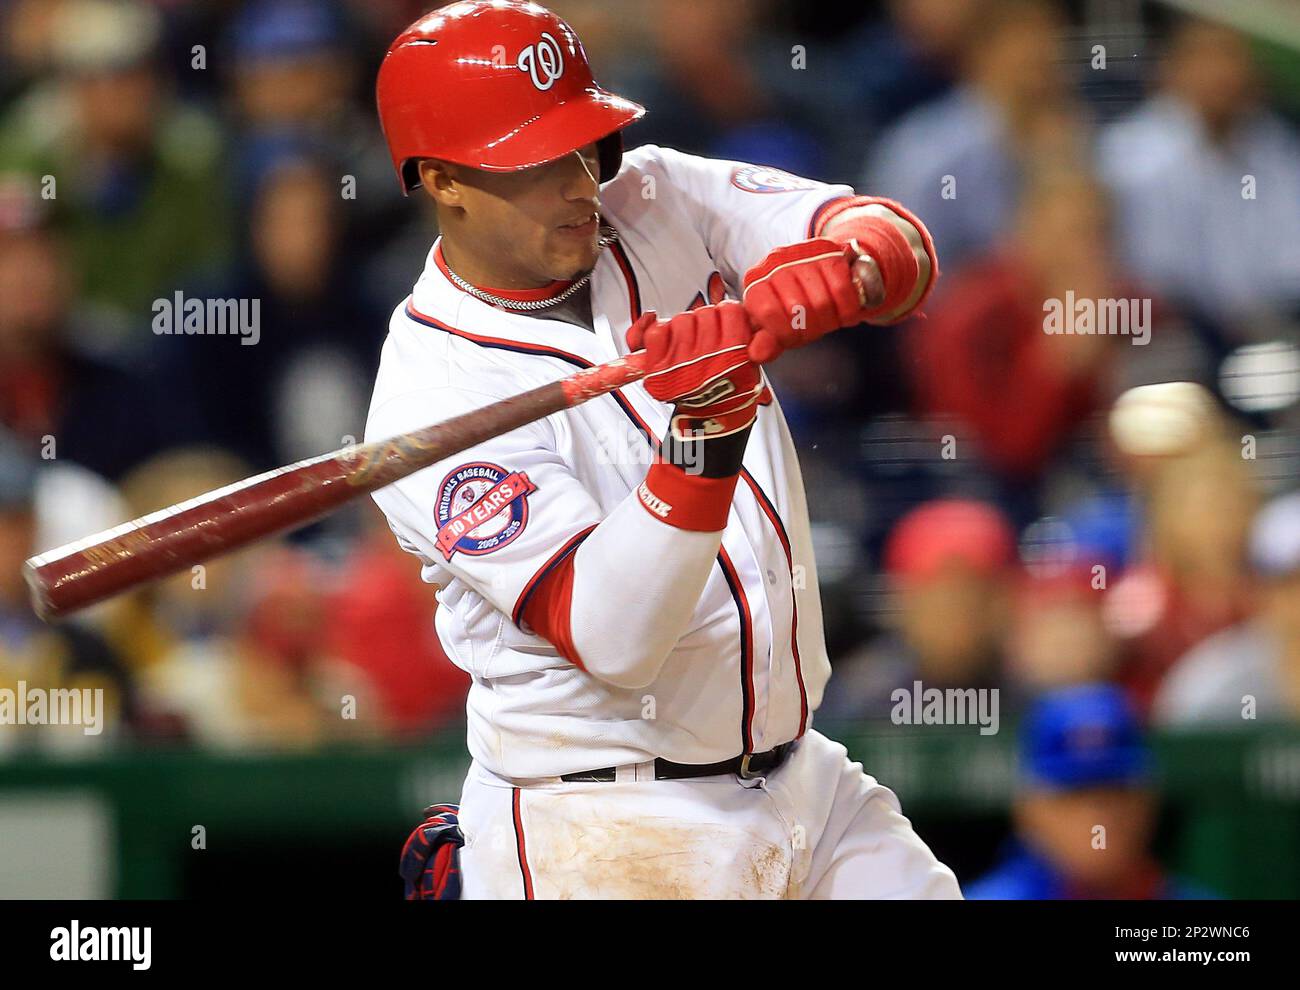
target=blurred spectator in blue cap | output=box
[0,0,231,353]
[1057,492,1138,576]
[228,0,352,129]
[967,683,1212,898]
[1154,491,1300,727]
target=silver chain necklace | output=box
[443,224,619,312]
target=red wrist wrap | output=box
[636,460,739,531]
[816,195,939,322]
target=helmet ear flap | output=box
[597,131,624,183]
[400,158,423,194]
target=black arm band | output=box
[660,425,754,479]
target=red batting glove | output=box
[627,301,771,441]
[741,238,872,364]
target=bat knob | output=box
[847,238,885,309]
[23,559,56,622]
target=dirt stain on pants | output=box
[520,795,792,899]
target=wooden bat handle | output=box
[23,351,651,620]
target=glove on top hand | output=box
[742,198,938,364]
[741,238,870,364]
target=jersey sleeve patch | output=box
[434,461,538,560]
[729,165,822,194]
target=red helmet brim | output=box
[404,88,643,191]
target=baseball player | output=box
[367,0,960,899]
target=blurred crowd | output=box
[1,0,1299,834]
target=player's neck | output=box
[439,235,555,292]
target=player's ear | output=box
[417,159,462,207]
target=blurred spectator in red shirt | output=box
[327,509,470,736]
[1154,490,1300,727]
[906,168,1127,485]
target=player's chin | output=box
[546,235,600,281]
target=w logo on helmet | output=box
[517,31,564,91]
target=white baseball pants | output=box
[455,728,963,899]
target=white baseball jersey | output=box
[365,144,856,780]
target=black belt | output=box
[560,741,795,782]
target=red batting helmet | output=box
[376,0,645,194]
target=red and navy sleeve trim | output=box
[405,301,659,450]
[610,240,642,322]
[512,524,598,627]
[405,301,594,366]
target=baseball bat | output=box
[24,259,877,621]
[23,350,651,620]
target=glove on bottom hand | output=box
[627,300,771,441]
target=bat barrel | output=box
[24,452,362,620]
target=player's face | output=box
[426,143,604,286]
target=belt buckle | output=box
[739,753,762,780]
